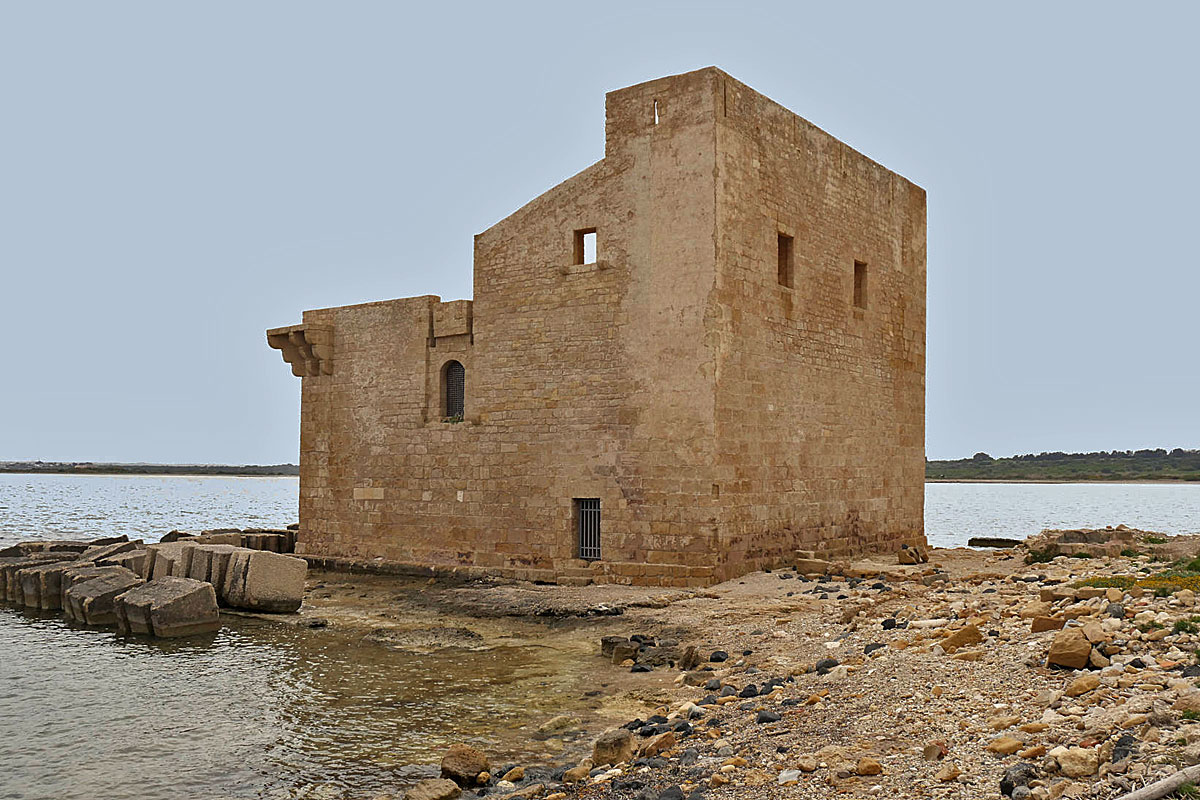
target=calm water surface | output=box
[3,474,1200,798]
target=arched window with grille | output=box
[442,360,465,420]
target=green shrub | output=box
[1146,536,1169,544]
[1025,549,1056,564]
[1072,552,1094,559]
[1121,548,1142,558]
[1174,619,1198,634]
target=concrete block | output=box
[64,568,143,625]
[221,550,306,612]
[114,577,220,638]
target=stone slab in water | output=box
[80,540,142,564]
[64,568,143,626]
[186,544,239,587]
[115,576,220,638]
[59,565,132,611]
[17,560,90,610]
[1,554,74,604]
[221,549,306,612]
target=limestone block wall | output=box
[708,72,927,576]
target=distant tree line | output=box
[928,448,1200,481]
[0,462,299,477]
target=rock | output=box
[1064,674,1100,697]
[535,715,580,738]
[403,779,462,800]
[440,744,489,786]
[113,576,220,637]
[1047,628,1091,670]
[1000,763,1039,797]
[611,643,639,663]
[65,569,144,625]
[656,788,684,800]
[1030,616,1065,633]
[1056,747,1098,778]
[16,561,83,610]
[1020,601,1053,619]
[987,737,1023,755]
[600,635,628,657]
[856,756,882,775]
[757,710,781,723]
[941,624,983,652]
[562,759,592,783]
[709,650,729,663]
[639,731,675,758]
[815,658,839,674]
[678,644,701,671]
[935,764,961,781]
[795,558,830,575]
[1107,602,1125,619]
[58,564,128,610]
[79,540,141,565]
[221,549,307,612]
[1174,690,1200,713]
[796,754,817,772]
[593,728,634,766]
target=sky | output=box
[1,1,1197,464]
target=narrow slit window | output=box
[573,228,597,265]
[653,100,660,125]
[853,260,868,309]
[777,233,794,287]
[575,498,601,560]
[442,360,465,419]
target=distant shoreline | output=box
[0,462,298,477]
[926,478,1200,485]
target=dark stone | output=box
[679,748,699,765]
[1000,763,1039,797]
[1183,665,1200,678]
[738,684,759,698]
[815,658,839,675]
[1107,603,1125,619]
[719,685,736,697]
[781,698,800,706]
[704,678,721,691]
[709,650,729,663]
[646,715,668,724]
[1112,733,1137,763]
[882,618,897,630]
[698,695,717,706]
[864,643,886,655]
[631,664,652,673]
[756,710,781,723]
[658,787,684,800]
[623,718,644,730]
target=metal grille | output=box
[444,361,465,418]
[576,498,601,561]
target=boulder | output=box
[220,549,306,612]
[1047,628,1092,670]
[593,728,635,766]
[795,558,831,575]
[440,743,489,785]
[96,550,147,576]
[144,542,195,580]
[600,635,628,657]
[639,730,676,757]
[403,779,462,800]
[114,576,220,637]
[64,568,144,625]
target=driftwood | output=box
[1112,763,1200,800]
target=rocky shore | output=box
[287,527,1200,800]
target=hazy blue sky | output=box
[2,2,1196,463]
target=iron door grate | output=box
[576,498,601,560]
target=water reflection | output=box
[0,608,581,800]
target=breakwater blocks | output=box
[221,550,306,612]
[2,530,307,641]
[64,568,144,626]
[115,577,221,638]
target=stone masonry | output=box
[268,67,927,586]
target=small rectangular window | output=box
[575,498,601,560]
[853,260,868,309]
[777,233,793,287]
[573,228,597,265]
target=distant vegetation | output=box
[927,449,1200,482]
[0,461,299,477]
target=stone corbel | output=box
[267,324,333,377]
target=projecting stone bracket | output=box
[267,324,333,377]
